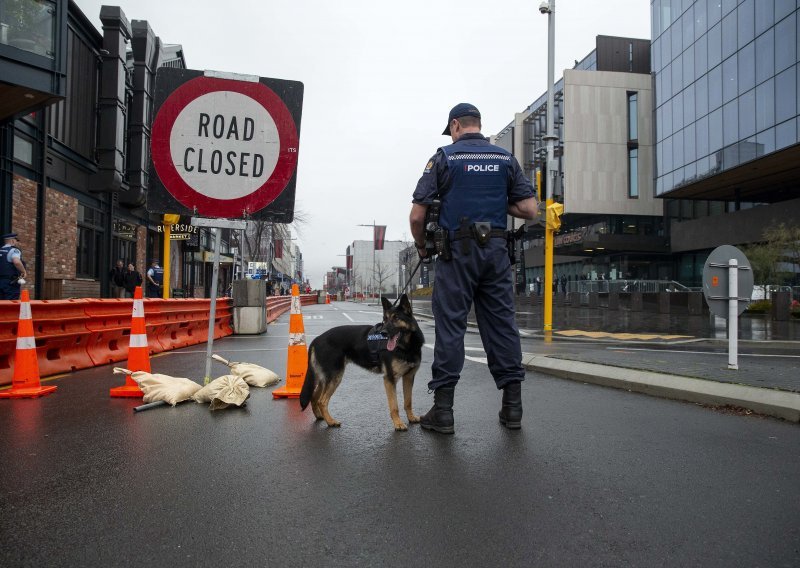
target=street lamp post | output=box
[540,0,558,341]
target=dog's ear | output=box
[399,294,412,315]
[381,296,391,313]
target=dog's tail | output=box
[299,346,316,410]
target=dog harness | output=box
[366,323,390,366]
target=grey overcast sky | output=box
[76,0,651,287]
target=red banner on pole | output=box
[374,225,386,250]
[274,239,283,259]
[346,255,353,270]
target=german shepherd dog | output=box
[299,295,424,431]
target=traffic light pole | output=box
[542,0,557,341]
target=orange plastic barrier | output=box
[273,285,308,399]
[0,296,234,387]
[0,291,57,399]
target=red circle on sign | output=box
[151,77,298,218]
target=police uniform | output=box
[147,264,164,297]
[412,132,535,392]
[0,234,24,301]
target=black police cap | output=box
[443,103,481,135]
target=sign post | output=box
[148,67,303,381]
[702,245,753,370]
[192,217,247,383]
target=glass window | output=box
[663,134,674,172]
[662,62,673,102]
[775,15,796,74]
[694,33,708,80]
[671,19,683,60]
[756,28,775,86]
[723,98,739,146]
[684,123,696,165]
[722,11,738,60]
[653,37,663,71]
[737,0,755,48]
[739,88,757,138]
[775,0,794,21]
[756,126,775,155]
[709,64,723,111]
[684,82,696,125]
[694,3,708,40]
[737,41,755,95]
[755,0,774,36]
[709,107,724,153]
[722,0,737,16]
[627,92,638,141]
[683,44,695,87]
[0,0,56,59]
[673,127,683,168]
[660,0,673,34]
[672,52,683,95]
[13,135,33,164]
[775,119,797,150]
[696,114,710,157]
[723,54,738,103]
[708,0,722,27]
[661,27,672,65]
[696,73,709,117]
[673,90,684,133]
[756,78,775,132]
[775,65,797,123]
[708,22,722,68]
[628,148,639,198]
[697,155,710,178]
[663,97,673,138]
[682,6,694,47]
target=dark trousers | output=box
[0,278,21,300]
[429,238,524,391]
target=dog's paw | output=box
[407,414,420,424]
[394,422,408,432]
[326,420,341,428]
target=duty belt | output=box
[452,222,507,254]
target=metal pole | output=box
[204,228,223,384]
[543,0,557,341]
[728,258,738,370]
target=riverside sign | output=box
[148,68,303,222]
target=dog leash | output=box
[394,257,425,306]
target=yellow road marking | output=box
[0,372,69,390]
[555,329,693,341]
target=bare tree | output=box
[373,261,396,296]
[242,208,310,264]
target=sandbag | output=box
[113,367,201,406]
[192,374,250,410]
[211,354,281,387]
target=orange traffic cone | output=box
[273,284,308,399]
[325,294,330,304]
[110,286,149,397]
[0,290,57,399]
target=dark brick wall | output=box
[11,175,39,298]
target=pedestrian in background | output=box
[146,260,163,298]
[410,102,539,434]
[0,232,28,300]
[109,259,125,298]
[123,263,143,298]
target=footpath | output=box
[407,298,800,423]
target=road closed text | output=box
[182,113,265,177]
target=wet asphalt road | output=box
[1,302,798,567]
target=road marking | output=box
[558,329,693,340]
[342,313,354,322]
[466,356,488,364]
[607,347,800,358]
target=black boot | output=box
[499,381,522,429]
[421,385,455,434]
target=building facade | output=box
[0,2,267,299]
[651,0,800,286]
[494,36,664,289]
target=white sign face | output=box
[169,91,280,200]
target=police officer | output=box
[0,232,28,301]
[409,103,539,433]
[146,260,164,298]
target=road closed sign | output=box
[148,68,303,222]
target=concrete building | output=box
[347,239,406,298]
[494,36,664,289]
